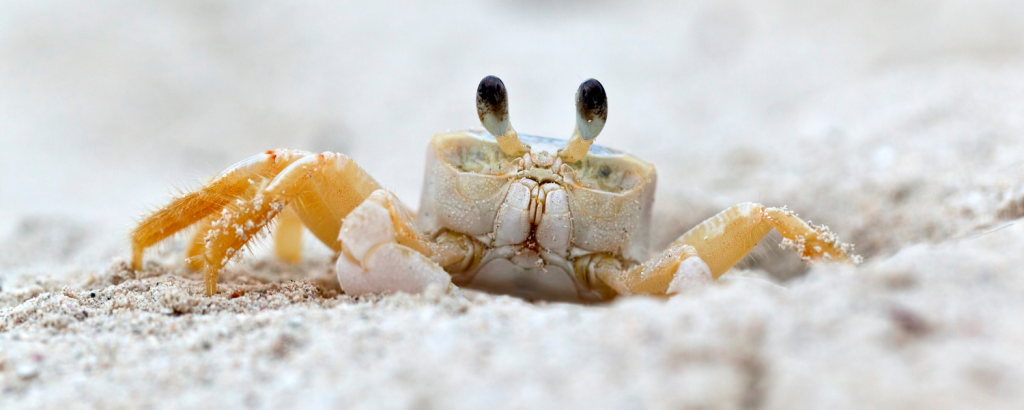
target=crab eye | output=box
[476,75,510,137]
[559,78,608,162]
[476,75,526,156]
[575,78,607,141]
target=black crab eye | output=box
[477,75,510,137]
[575,78,607,141]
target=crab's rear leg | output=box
[594,202,859,296]
[200,152,382,296]
[130,151,308,270]
[273,206,304,264]
[184,215,217,271]
[182,202,304,272]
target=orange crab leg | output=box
[201,152,382,296]
[129,150,308,270]
[272,206,304,264]
[184,215,217,271]
[593,202,859,297]
[287,153,382,251]
[672,202,859,279]
[592,244,705,297]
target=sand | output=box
[3,1,1024,408]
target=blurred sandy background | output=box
[3,0,1024,408]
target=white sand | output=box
[3,1,1024,408]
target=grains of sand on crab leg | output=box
[129,150,308,271]
[201,152,382,295]
[672,203,860,280]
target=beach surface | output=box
[3,1,1024,408]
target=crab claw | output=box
[336,190,457,296]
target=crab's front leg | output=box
[596,202,859,296]
[675,202,859,278]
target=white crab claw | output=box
[336,190,453,296]
[336,242,452,296]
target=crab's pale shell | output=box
[417,131,657,302]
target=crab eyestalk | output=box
[559,78,608,163]
[477,75,527,156]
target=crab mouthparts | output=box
[518,151,567,183]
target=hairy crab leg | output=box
[588,203,859,297]
[672,202,861,280]
[201,152,381,296]
[186,190,304,269]
[184,215,217,271]
[130,150,309,271]
[287,153,381,251]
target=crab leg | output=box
[588,244,710,297]
[672,202,859,279]
[178,184,304,271]
[273,205,304,264]
[200,152,381,296]
[591,202,858,297]
[129,150,309,270]
[184,215,217,271]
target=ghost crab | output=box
[130,76,859,302]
